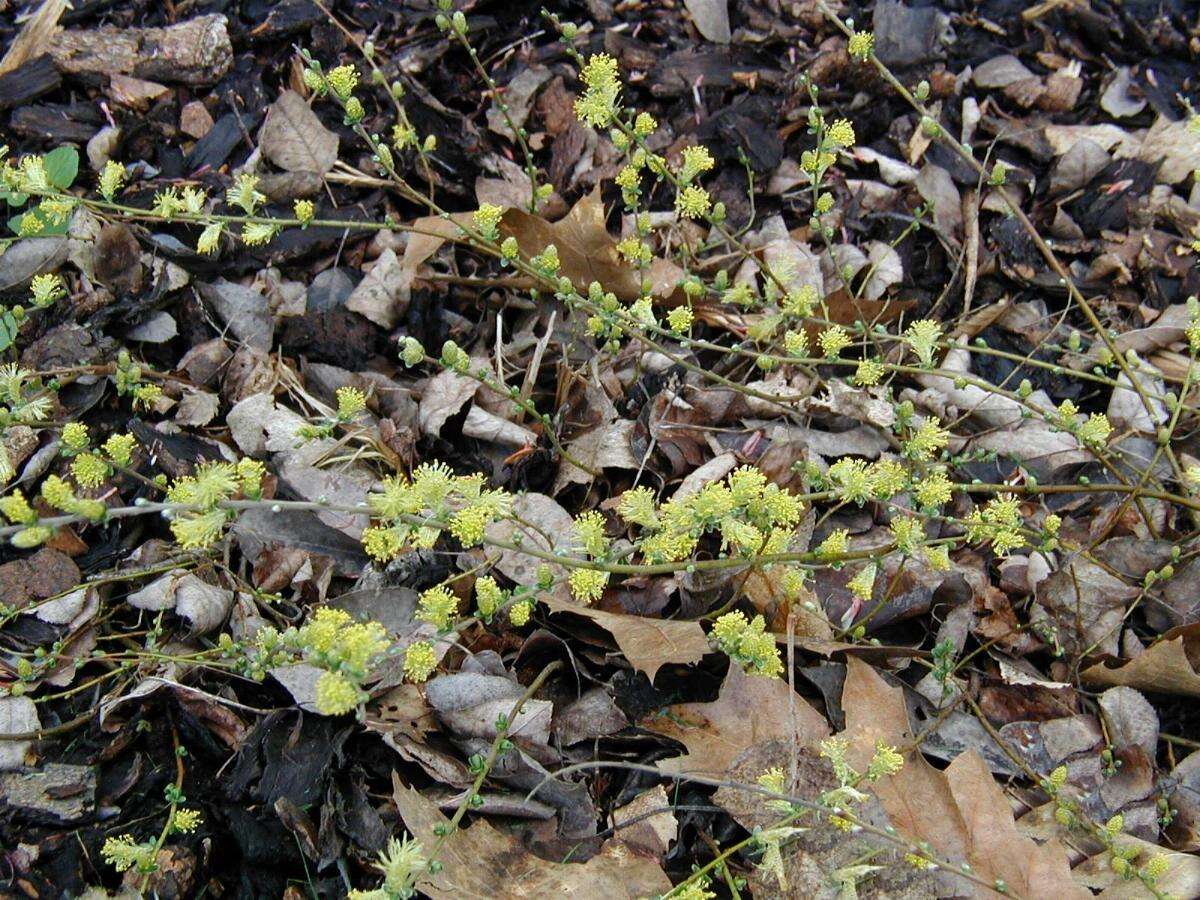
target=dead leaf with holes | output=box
[127,570,233,634]
[552,419,639,492]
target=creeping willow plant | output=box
[1,1,1198,895]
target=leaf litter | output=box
[1,0,1200,896]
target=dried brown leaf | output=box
[417,370,477,438]
[0,697,39,770]
[1082,624,1200,697]
[683,0,731,42]
[259,90,338,175]
[552,419,639,492]
[843,660,1088,898]
[944,751,1087,899]
[612,785,677,857]
[391,776,671,898]
[543,600,710,681]
[1033,559,1140,657]
[501,190,683,303]
[646,663,830,776]
[842,659,972,863]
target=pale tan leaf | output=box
[346,247,408,329]
[174,389,219,427]
[128,570,233,634]
[0,697,39,770]
[460,405,537,448]
[944,751,1087,899]
[259,90,338,175]
[742,567,833,640]
[843,659,1087,898]
[418,369,478,438]
[612,785,677,857]
[1124,115,1200,185]
[683,0,730,42]
[485,492,575,606]
[552,419,639,492]
[842,658,972,865]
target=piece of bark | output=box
[0,0,69,75]
[245,0,324,41]
[48,14,232,86]
[180,100,214,139]
[9,102,103,143]
[0,55,62,111]
[185,112,258,172]
[0,763,96,824]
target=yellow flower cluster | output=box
[847,563,876,601]
[294,607,391,714]
[675,184,711,220]
[29,273,65,308]
[905,319,943,368]
[417,585,459,630]
[568,567,609,604]
[848,30,875,61]
[99,159,125,200]
[826,119,856,148]
[621,466,804,563]
[40,475,105,522]
[903,417,949,461]
[101,835,157,873]
[667,305,694,333]
[403,641,438,683]
[819,325,852,358]
[363,462,512,562]
[473,203,504,241]
[826,457,909,505]
[710,611,783,677]
[170,808,203,833]
[965,494,1025,556]
[574,53,621,127]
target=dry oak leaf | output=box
[742,567,833,640]
[645,662,830,776]
[944,751,1086,899]
[485,492,575,606]
[842,659,1086,899]
[1082,623,1200,697]
[541,596,710,681]
[391,775,671,899]
[501,189,684,303]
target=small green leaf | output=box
[0,188,29,207]
[7,212,69,237]
[43,146,79,190]
[0,311,18,352]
